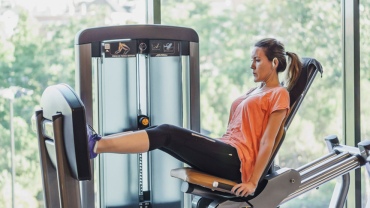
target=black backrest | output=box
[285,57,323,130]
[269,57,323,173]
[250,57,323,198]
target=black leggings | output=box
[146,124,241,182]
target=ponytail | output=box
[284,51,301,91]
[254,38,302,91]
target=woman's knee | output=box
[154,124,175,133]
[146,124,173,150]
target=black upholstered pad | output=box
[41,83,91,180]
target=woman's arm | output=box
[231,109,287,197]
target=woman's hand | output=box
[231,182,257,197]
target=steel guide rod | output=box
[279,135,366,205]
[299,152,351,180]
[300,156,359,189]
[279,135,367,206]
[281,155,361,204]
[295,152,336,173]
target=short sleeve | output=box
[269,88,290,114]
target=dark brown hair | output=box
[254,38,301,91]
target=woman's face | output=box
[250,47,275,83]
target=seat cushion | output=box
[170,167,237,194]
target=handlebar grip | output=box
[213,181,234,191]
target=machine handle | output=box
[213,181,233,191]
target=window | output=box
[0,0,145,207]
[2,0,367,207]
[360,1,370,207]
[161,0,342,207]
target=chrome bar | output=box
[281,156,360,204]
[300,157,358,194]
[189,42,200,132]
[296,152,337,173]
[299,152,351,180]
[329,173,350,208]
[137,52,150,199]
[333,145,361,156]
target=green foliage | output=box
[162,0,343,140]
[0,0,369,207]
[161,0,356,206]
[0,5,110,208]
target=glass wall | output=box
[161,0,342,207]
[0,0,368,207]
[360,1,370,207]
[0,0,145,207]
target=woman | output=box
[88,38,301,197]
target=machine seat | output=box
[170,57,323,199]
[171,167,237,194]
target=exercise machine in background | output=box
[35,25,201,208]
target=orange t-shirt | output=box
[220,86,289,183]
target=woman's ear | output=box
[272,58,278,68]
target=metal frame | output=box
[187,136,368,208]
[342,0,361,206]
[147,0,161,24]
[75,25,200,208]
[35,111,82,208]
[171,56,370,207]
[74,25,200,132]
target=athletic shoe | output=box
[87,124,101,159]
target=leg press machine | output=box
[33,57,370,208]
[170,58,370,208]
